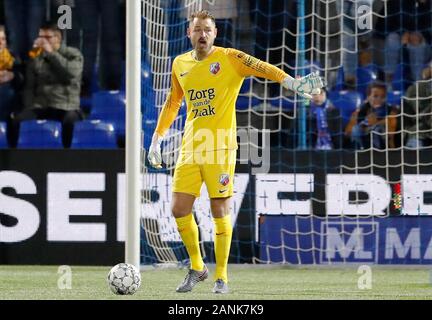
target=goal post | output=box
[125,0,142,269]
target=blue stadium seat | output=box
[91,90,126,116]
[387,90,402,107]
[114,119,125,140]
[142,62,152,86]
[0,122,8,148]
[269,97,295,111]
[90,90,126,138]
[71,120,117,149]
[240,78,253,93]
[330,90,363,127]
[356,64,378,97]
[141,62,154,103]
[236,95,262,110]
[237,78,262,109]
[17,120,63,149]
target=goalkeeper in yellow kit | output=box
[147,10,324,294]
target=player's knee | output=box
[210,197,231,218]
[171,192,195,217]
[171,203,192,218]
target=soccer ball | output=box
[107,263,141,295]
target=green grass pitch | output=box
[1,265,432,300]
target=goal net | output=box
[140,0,432,266]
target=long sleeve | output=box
[44,47,83,84]
[225,48,288,83]
[155,65,184,137]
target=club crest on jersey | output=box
[219,174,230,186]
[210,62,221,75]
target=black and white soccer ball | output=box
[107,263,141,295]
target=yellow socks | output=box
[213,215,233,283]
[176,213,233,282]
[175,214,204,272]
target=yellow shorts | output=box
[172,150,236,198]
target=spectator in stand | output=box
[375,0,432,87]
[0,25,23,123]
[345,82,398,149]
[3,0,46,62]
[309,88,343,150]
[74,0,123,97]
[8,22,83,148]
[403,66,432,148]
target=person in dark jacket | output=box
[9,21,83,148]
[349,82,398,149]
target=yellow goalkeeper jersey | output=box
[155,46,288,153]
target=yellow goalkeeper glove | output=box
[282,71,325,99]
[147,133,163,169]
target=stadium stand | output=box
[0,121,8,148]
[71,119,117,149]
[17,120,63,149]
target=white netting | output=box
[140,0,432,266]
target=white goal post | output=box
[125,0,142,269]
